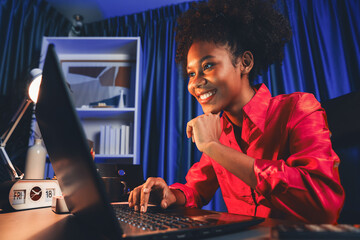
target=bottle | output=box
[24,138,47,179]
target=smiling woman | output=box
[127,0,345,224]
[186,42,255,118]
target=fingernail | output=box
[141,206,145,212]
[134,205,139,211]
[143,188,150,193]
[162,202,167,208]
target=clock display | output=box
[30,186,42,201]
[45,188,55,202]
[8,180,61,210]
[12,190,26,205]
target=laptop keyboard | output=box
[272,224,360,239]
[113,205,210,231]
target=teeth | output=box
[200,91,215,100]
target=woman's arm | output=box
[186,95,345,223]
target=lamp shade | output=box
[28,68,42,103]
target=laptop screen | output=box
[36,44,122,239]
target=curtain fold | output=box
[0,0,71,181]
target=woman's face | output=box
[187,41,245,114]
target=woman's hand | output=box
[128,177,184,212]
[186,113,221,153]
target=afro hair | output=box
[175,0,292,83]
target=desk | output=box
[0,207,275,240]
[0,208,77,240]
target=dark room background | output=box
[0,0,359,223]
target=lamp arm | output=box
[0,98,31,180]
[0,146,19,179]
[0,98,32,147]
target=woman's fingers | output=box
[128,177,174,213]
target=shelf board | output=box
[76,107,135,118]
[95,155,134,164]
[95,154,134,158]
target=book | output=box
[109,127,116,155]
[99,125,105,154]
[125,125,130,155]
[120,125,126,155]
[115,127,121,155]
[105,125,111,155]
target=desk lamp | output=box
[0,68,42,180]
[0,68,60,211]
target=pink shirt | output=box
[170,84,345,223]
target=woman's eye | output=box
[203,63,213,71]
[188,72,195,78]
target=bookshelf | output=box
[39,37,142,165]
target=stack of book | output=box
[99,124,131,155]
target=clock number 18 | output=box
[45,188,55,202]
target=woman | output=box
[129,0,345,223]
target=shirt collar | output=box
[221,83,271,133]
[242,83,271,133]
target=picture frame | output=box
[60,60,135,108]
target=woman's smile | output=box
[197,89,217,102]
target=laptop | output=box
[35,44,264,239]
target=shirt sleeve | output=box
[169,154,219,208]
[254,93,345,223]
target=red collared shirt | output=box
[170,84,345,223]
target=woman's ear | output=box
[240,51,254,74]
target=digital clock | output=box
[0,179,62,211]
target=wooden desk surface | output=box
[0,207,275,240]
[0,207,70,240]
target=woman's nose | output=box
[189,75,207,90]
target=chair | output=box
[321,90,360,224]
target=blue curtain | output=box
[257,0,360,100]
[85,0,360,214]
[0,0,71,181]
